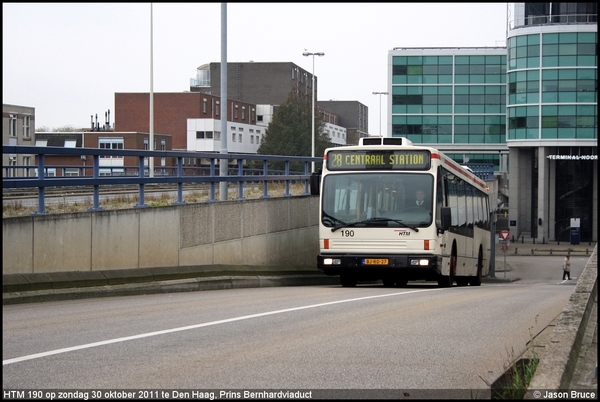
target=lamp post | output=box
[372,91,388,137]
[303,51,324,173]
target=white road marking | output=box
[4,288,439,365]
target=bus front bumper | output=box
[317,254,443,280]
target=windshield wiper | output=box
[322,211,348,228]
[330,217,419,233]
[367,217,419,232]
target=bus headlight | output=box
[323,258,341,265]
[410,259,430,266]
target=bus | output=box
[312,136,492,288]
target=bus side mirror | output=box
[440,207,452,230]
[310,170,321,196]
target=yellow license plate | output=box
[363,258,389,265]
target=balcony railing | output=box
[510,13,597,29]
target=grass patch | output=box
[3,182,309,218]
[487,318,541,399]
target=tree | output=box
[52,125,79,132]
[257,90,332,171]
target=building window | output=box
[216,101,220,116]
[35,168,56,177]
[242,106,245,120]
[235,105,238,119]
[35,140,48,147]
[23,115,31,138]
[65,168,80,177]
[23,156,31,177]
[99,138,124,158]
[65,140,77,148]
[8,157,17,177]
[203,99,207,114]
[232,133,236,142]
[9,114,17,137]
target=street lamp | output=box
[372,92,388,137]
[303,51,325,172]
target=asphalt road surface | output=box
[2,255,586,399]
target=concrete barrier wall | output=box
[2,196,320,275]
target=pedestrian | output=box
[562,254,571,280]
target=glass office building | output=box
[388,3,597,243]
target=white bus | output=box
[313,137,492,287]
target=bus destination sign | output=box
[327,150,431,171]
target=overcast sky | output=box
[3,3,508,135]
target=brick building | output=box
[34,131,172,176]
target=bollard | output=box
[543,236,545,244]
[550,249,553,255]
[521,236,524,243]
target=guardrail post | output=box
[260,160,269,199]
[173,157,185,205]
[33,154,48,215]
[303,161,310,195]
[88,155,104,211]
[134,156,147,208]
[284,161,291,197]
[236,159,245,200]
[207,158,217,202]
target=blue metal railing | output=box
[3,145,321,214]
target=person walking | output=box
[562,254,571,280]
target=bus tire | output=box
[340,275,357,287]
[438,250,456,288]
[456,277,469,286]
[394,278,408,287]
[469,247,483,286]
[382,278,395,287]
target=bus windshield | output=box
[321,173,434,229]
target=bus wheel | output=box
[382,278,395,287]
[394,278,408,287]
[340,275,357,287]
[438,253,456,288]
[456,277,469,286]
[469,248,483,286]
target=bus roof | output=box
[324,137,488,191]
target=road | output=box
[2,255,586,399]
